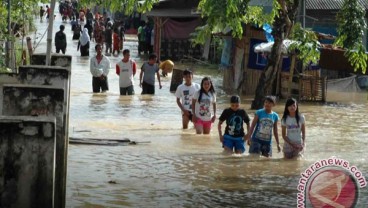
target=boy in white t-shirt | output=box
[175,69,200,129]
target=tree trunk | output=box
[251,15,286,109]
[251,0,300,110]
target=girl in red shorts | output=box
[192,77,217,134]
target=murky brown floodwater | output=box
[31,9,368,207]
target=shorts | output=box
[141,81,155,95]
[92,76,109,93]
[195,118,212,129]
[249,138,272,157]
[120,85,134,95]
[223,134,245,153]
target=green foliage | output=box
[79,0,160,14]
[0,0,41,43]
[289,23,320,65]
[345,46,368,74]
[194,0,280,44]
[335,0,367,73]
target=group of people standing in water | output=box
[175,69,306,159]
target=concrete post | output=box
[0,116,56,208]
[170,68,183,92]
[29,54,71,208]
[2,85,65,208]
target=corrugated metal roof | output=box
[145,9,200,17]
[306,0,368,10]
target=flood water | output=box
[30,10,368,207]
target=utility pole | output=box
[302,0,305,28]
[299,0,306,28]
[46,0,57,65]
[5,0,11,69]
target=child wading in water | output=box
[247,96,281,157]
[218,95,250,154]
[175,69,200,129]
[281,98,306,159]
[192,77,216,134]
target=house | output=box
[220,0,368,98]
[305,0,368,77]
[145,0,204,61]
[305,0,368,49]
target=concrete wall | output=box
[0,54,71,208]
[0,116,56,208]
[2,84,65,208]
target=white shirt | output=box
[175,82,200,112]
[90,55,111,77]
[117,59,135,88]
[281,114,305,144]
[193,90,216,121]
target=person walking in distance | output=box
[116,49,137,95]
[90,44,111,93]
[78,28,90,57]
[54,25,67,54]
[139,54,162,94]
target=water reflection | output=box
[116,95,134,116]
[89,93,108,111]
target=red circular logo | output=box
[307,168,358,207]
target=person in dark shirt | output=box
[40,6,45,22]
[54,25,67,54]
[84,20,93,39]
[218,95,250,154]
[104,22,113,55]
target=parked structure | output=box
[146,0,203,61]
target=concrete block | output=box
[0,66,70,114]
[17,65,70,87]
[0,64,71,208]
[30,54,72,69]
[2,84,65,208]
[0,116,56,208]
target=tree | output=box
[196,0,317,109]
[335,0,367,74]
[79,0,160,14]
[251,0,300,109]
[0,0,46,69]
